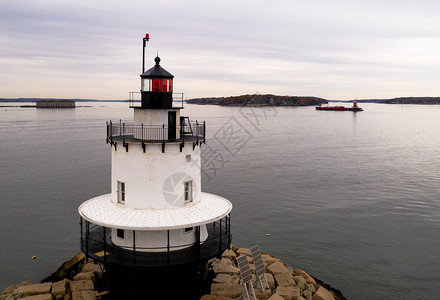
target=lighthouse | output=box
[78,34,232,298]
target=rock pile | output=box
[201,245,342,300]
[0,253,106,300]
[1,246,344,300]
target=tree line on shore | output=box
[187,94,328,106]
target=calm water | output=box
[1,102,439,299]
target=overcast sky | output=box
[1,0,440,100]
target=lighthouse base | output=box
[80,216,231,267]
[103,260,213,299]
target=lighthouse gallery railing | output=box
[106,120,205,143]
[128,92,185,109]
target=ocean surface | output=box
[0,102,439,299]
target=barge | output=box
[316,101,363,111]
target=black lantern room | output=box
[140,56,174,108]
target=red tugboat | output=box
[316,101,363,111]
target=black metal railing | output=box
[106,119,206,152]
[80,215,231,267]
[107,120,205,142]
[128,92,185,108]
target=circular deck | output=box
[78,192,232,230]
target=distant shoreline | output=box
[330,97,440,104]
[0,98,127,103]
[187,94,328,106]
[2,95,440,105]
[187,95,440,106]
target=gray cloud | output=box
[1,0,440,99]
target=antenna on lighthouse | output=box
[142,33,150,73]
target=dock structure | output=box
[36,100,75,108]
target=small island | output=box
[187,94,328,106]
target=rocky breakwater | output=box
[201,245,345,300]
[1,247,345,300]
[0,253,106,300]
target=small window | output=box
[184,180,193,204]
[118,181,125,203]
[117,229,125,239]
[185,155,191,162]
[184,227,193,233]
[162,80,169,92]
[141,78,150,91]
[151,79,162,92]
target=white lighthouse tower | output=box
[78,34,232,298]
